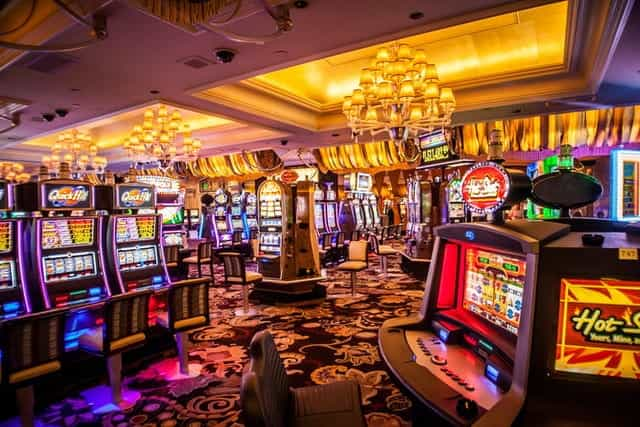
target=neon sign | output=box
[555,278,640,380]
[461,162,510,214]
[116,184,155,209]
[420,130,452,165]
[610,150,640,221]
[43,184,91,209]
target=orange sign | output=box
[280,169,299,184]
[461,162,510,214]
[555,278,640,380]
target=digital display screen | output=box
[0,260,16,290]
[231,206,242,215]
[160,207,184,225]
[43,251,97,283]
[463,247,526,335]
[41,218,94,250]
[118,245,158,271]
[115,216,156,243]
[216,220,228,231]
[314,204,325,229]
[232,219,244,230]
[555,278,640,380]
[116,184,155,209]
[163,231,183,247]
[0,221,12,254]
[42,183,92,210]
[326,205,337,228]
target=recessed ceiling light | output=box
[274,50,288,56]
[293,0,309,8]
[70,88,80,92]
[149,89,160,95]
[409,11,424,20]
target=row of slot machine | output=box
[349,193,381,232]
[199,188,258,247]
[313,187,340,235]
[0,178,176,350]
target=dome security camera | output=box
[214,48,236,64]
[55,108,69,118]
[42,113,55,122]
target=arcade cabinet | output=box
[446,174,465,223]
[379,161,639,426]
[255,179,323,303]
[313,187,327,236]
[16,175,112,349]
[325,186,340,233]
[0,180,30,319]
[212,188,232,247]
[230,191,248,239]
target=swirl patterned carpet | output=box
[36,246,424,427]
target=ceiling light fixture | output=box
[41,129,108,177]
[342,43,456,145]
[123,105,202,170]
[0,162,30,183]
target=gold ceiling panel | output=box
[248,1,568,110]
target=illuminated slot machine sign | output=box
[115,183,155,210]
[555,278,640,380]
[461,163,510,215]
[0,221,12,254]
[115,215,156,243]
[136,175,182,205]
[419,129,453,166]
[462,247,526,335]
[41,182,92,211]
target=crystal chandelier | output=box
[342,43,456,142]
[123,106,202,169]
[41,129,108,177]
[0,162,30,183]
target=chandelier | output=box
[342,43,455,142]
[0,162,30,183]
[42,129,108,177]
[123,106,202,169]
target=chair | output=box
[231,230,244,251]
[241,330,365,427]
[78,291,152,411]
[219,252,262,316]
[0,309,67,427]
[369,234,397,277]
[333,231,347,263]
[156,278,210,378]
[318,233,333,267]
[183,240,214,279]
[336,240,368,298]
[249,229,259,261]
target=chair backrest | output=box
[336,231,345,246]
[198,241,212,260]
[232,230,244,245]
[0,309,66,386]
[164,245,179,266]
[104,291,151,350]
[241,330,290,427]
[250,229,258,240]
[167,278,210,332]
[348,240,368,263]
[320,233,332,250]
[350,230,360,242]
[220,252,246,283]
[369,234,381,255]
[381,226,389,242]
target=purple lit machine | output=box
[16,179,111,350]
[212,189,232,247]
[0,180,30,320]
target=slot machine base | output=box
[252,276,326,306]
[400,251,431,280]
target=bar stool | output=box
[0,309,67,427]
[336,240,368,298]
[249,229,259,261]
[318,233,333,267]
[369,234,397,277]
[78,291,152,412]
[156,278,210,378]
[183,240,214,279]
[219,252,262,316]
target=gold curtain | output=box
[313,140,416,174]
[187,150,283,180]
[460,105,640,156]
[130,0,239,27]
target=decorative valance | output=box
[312,140,415,175]
[129,0,239,27]
[457,105,640,156]
[186,149,283,180]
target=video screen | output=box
[0,260,16,290]
[42,251,97,283]
[555,278,640,380]
[314,204,324,228]
[115,215,156,243]
[41,218,94,250]
[163,231,184,247]
[231,206,242,215]
[462,247,526,335]
[118,245,158,271]
[160,207,184,225]
[216,220,228,231]
[232,219,244,230]
[0,221,12,254]
[326,205,337,228]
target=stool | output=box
[78,291,151,413]
[183,240,214,279]
[0,309,67,427]
[219,252,262,316]
[156,278,210,378]
[369,234,397,277]
[336,240,368,298]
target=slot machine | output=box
[229,191,247,239]
[257,180,285,277]
[369,194,380,228]
[351,196,365,231]
[446,175,465,223]
[325,187,340,233]
[361,196,373,230]
[212,189,232,247]
[380,162,640,426]
[313,187,326,235]
[244,192,258,231]
[0,180,30,320]
[16,178,111,349]
[187,208,201,239]
[159,206,185,248]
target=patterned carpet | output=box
[31,244,425,427]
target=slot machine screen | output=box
[554,278,640,380]
[314,204,324,228]
[232,219,244,230]
[117,244,158,271]
[462,246,526,335]
[0,221,12,254]
[231,206,242,216]
[0,260,17,290]
[42,251,97,283]
[160,206,184,225]
[163,231,184,247]
[41,218,94,249]
[115,216,156,243]
[326,205,336,228]
[217,220,228,231]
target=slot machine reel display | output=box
[212,189,232,247]
[313,187,327,235]
[380,161,639,426]
[229,192,248,239]
[245,192,258,231]
[325,187,340,233]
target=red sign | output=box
[555,278,640,380]
[280,169,299,184]
[461,162,510,214]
